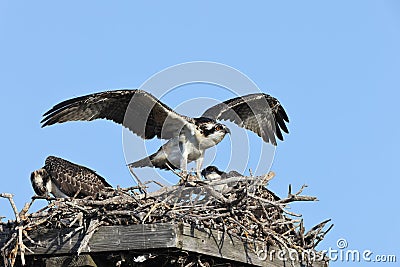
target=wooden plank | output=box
[13,223,177,255]
[0,223,328,266]
[177,224,328,267]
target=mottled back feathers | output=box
[31,156,112,198]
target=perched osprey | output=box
[30,156,112,198]
[41,90,289,176]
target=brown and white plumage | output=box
[202,93,289,145]
[41,90,191,140]
[30,156,112,198]
[41,90,289,175]
[201,165,281,205]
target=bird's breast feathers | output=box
[47,180,69,198]
[154,137,203,167]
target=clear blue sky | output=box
[1,1,399,266]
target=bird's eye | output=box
[215,125,222,131]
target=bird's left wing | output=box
[44,156,111,197]
[201,93,289,145]
[41,90,193,140]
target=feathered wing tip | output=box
[41,90,136,128]
[201,93,289,145]
[40,89,191,141]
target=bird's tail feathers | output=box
[128,153,178,170]
[128,157,153,169]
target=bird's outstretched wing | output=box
[201,93,289,145]
[44,156,111,197]
[41,90,192,140]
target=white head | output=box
[197,119,230,149]
[30,168,50,196]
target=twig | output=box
[77,219,103,255]
[0,194,20,222]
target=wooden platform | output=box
[0,223,328,267]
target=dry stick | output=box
[166,162,197,186]
[249,172,276,192]
[77,219,103,255]
[22,230,43,247]
[68,212,84,227]
[247,192,303,218]
[64,200,93,214]
[0,194,20,222]
[143,184,182,199]
[19,200,34,221]
[64,226,85,240]
[142,195,173,224]
[248,168,254,177]
[143,180,165,188]
[73,195,138,207]
[0,193,28,266]
[262,227,297,267]
[1,232,17,266]
[31,195,57,201]
[202,186,229,203]
[282,224,301,237]
[128,166,148,194]
[304,219,332,248]
[275,184,317,205]
[206,176,257,186]
[197,255,208,267]
[17,225,26,265]
[184,262,195,267]
[299,219,305,247]
[313,224,334,248]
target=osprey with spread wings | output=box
[41,90,289,176]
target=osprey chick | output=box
[30,156,112,198]
[201,165,242,193]
[201,165,281,201]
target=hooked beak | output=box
[225,127,231,134]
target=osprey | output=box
[201,165,243,193]
[30,156,112,198]
[41,90,289,176]
[201,165,281,200]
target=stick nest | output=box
[1,171,332,267]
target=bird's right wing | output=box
[201,93,289,145]
[41,90,193,140]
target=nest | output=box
[0,171,332,267]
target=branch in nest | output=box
[77,219,103,255]
[0,193,20,223]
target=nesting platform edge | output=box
[0,223,328,267]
